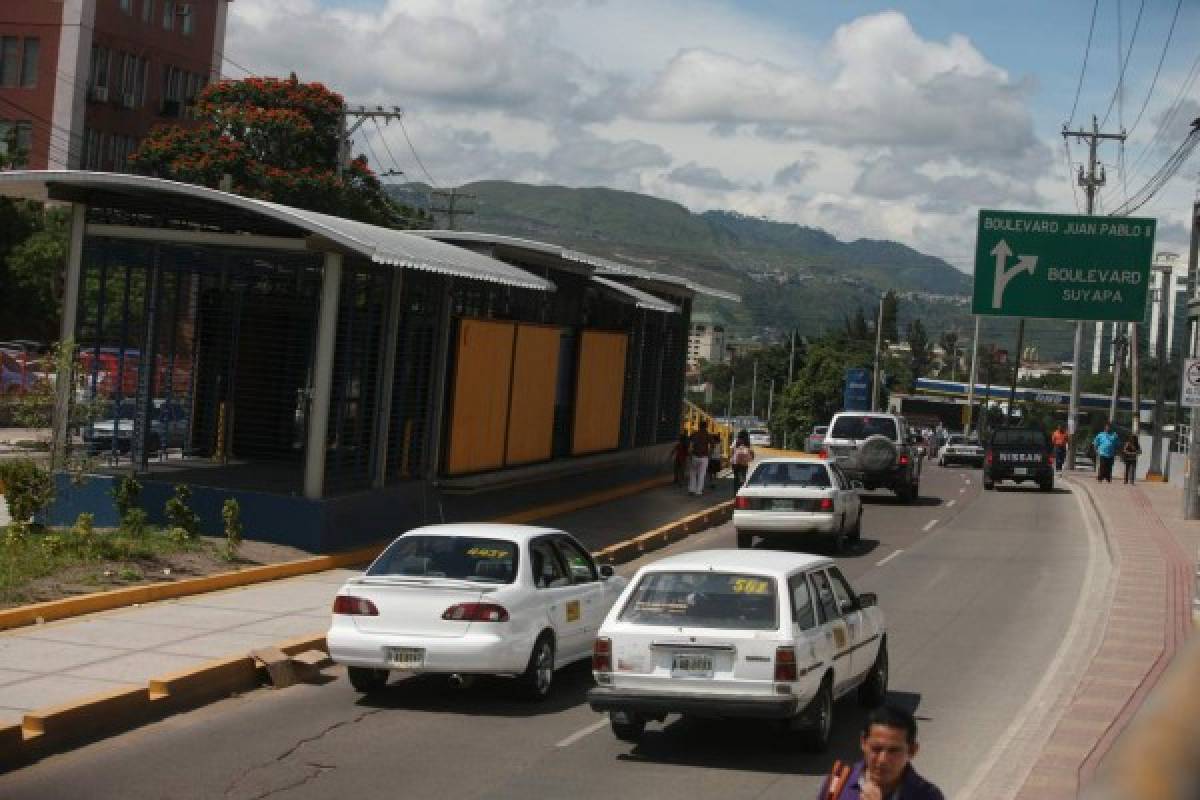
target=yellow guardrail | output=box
[682,399,733,460]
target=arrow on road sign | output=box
[991,240,1038,310]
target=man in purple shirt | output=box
[816,706,944,800]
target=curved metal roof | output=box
[0,171,554,292]
[591,276,678,313]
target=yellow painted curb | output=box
[0,474,672,633]
[1,633,328,770]
[594,499,734,564]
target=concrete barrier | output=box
[594,499,734,565]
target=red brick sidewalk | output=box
[1015,478,1193,799]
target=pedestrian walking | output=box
[816,705,944,800]
[1051,424,1069,474]
[730,430,755,488]
[687,421,711,496]
[672,431,689,487]
[1121,434,1142,484]
[707,429,723,489]
[1093,422,1120,483]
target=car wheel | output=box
[518,635,555,701]
[610,710,646,743]
[938,457,945,467]
[983,479,994,490]
[831,525,847,555]
[894,483,913,504]
[909,481,920,501]
[1039,477,1053,492]
[737,532,753,549]
[850,511,863,542]
[858,639,888,708]
[347,666,389,693]
[801,678,834,752]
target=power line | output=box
[1126,0,1183,139]
[397,115,437,187]
[370,118,406,178]
[1067,0,1101,128]
[1100,0,1145,129]
[1126,48,1200,183]
[1111,121,1200,216]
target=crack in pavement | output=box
[223,708,384,799]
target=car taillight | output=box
[818,497,833,511]
[1046,452,1054,465]
[441,603,510,622]
[985,450,993,464]
[735,495,750,510]
[898,453,910,466]
[819,449,828,459]
[592,637,612,672]
[332,595,379,616]
[775,646,797,681]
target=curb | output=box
[593,499,734,565]
[0,474,672,634]
[0,633,326,772]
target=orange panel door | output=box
[572,330,628,455]
[446,319,515,475]
[506,324,562,466]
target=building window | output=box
[0,37,19,87]
[89,45,110,92]
[84,128,101,170]
[181,5,193,36]
[142,0,153,23]
[162,0,175,31]
[19,38,38,88]
[119,0,132,13]
[0,120,33,167]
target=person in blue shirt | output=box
[816,705,944,800]
[1093,422,1120,483]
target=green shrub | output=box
[41,534,65,556]
[164,484,199,539]
[111,476,142,519]
[120,508,148,538]
[168,526,192,545]
[222,498,243,561]
[0,459,55,525]
[71,512,97,552]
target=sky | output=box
[222,0,1200,272]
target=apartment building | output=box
[0,0,230,171]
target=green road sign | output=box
[973,209,1156,321]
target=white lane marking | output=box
[959,488,966,494]
[946,499,957,508]
[556,718,608,748]
[875,550,903,567]
[922,519,938,532]
[965,479,972,485]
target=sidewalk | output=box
[1013,473,1195,799]
[0,474,735,732]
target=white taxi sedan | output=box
[327,524,627,700]
[587,549,887,751]
[734,458,863,553]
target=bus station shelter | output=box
[0,171,732,551]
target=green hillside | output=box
[387,180,976,340]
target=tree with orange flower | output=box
[129,74,425,228]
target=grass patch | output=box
[0,523,211,606]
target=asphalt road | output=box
[0,463,1100,799]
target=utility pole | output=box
[750,360,758,419]
[337,105,405,179]
[1185,201,1200,519]
[1148,263,1173,479]
[1007,319,1025,424]
[871,293,885,411]
[788,331,796,385]
[429,188,477,230]
[1108,332,1129,422]
[965,316,980,435]
[1129,321,1140,434]
[1062,116,1126,469]
[980,346,996,440]
[726,373,735,423]
[767,379,775,422]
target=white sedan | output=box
[587,549,888,751]
[327,523,627,700]
[733,458,863,553]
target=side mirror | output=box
[851,480,864,490]
[599,564,615,579]
[858,592,877,608]
[839,599,857,614]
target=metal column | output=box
[51,203,87,470]
[303,252,342,500]
[371,270,405,488]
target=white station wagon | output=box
[588,549,887,751]
[328,524,627,700]
[734,458,864,553]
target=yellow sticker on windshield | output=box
[466,547,509,559]
[730,578,770,594]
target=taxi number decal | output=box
[565,600,581,622]
[730,578,769,594]
[466,547,509,559]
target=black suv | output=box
[983,427,1053,491]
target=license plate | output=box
[671,653,713,677]
[384,647,424,669]
[770,499,793,511]
[1013,467,1028,476]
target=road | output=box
[0,464,1101,799]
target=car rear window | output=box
[368,536,518,584]
[619,571,779,630]
[830,416,898,440]
[746,461,831,488]
[946,435,965,446]
[991,429,1047,447]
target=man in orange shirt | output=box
[1051,424,1069,474]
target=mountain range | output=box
[387,181,980,342]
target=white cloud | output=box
[225,2,1068,264]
